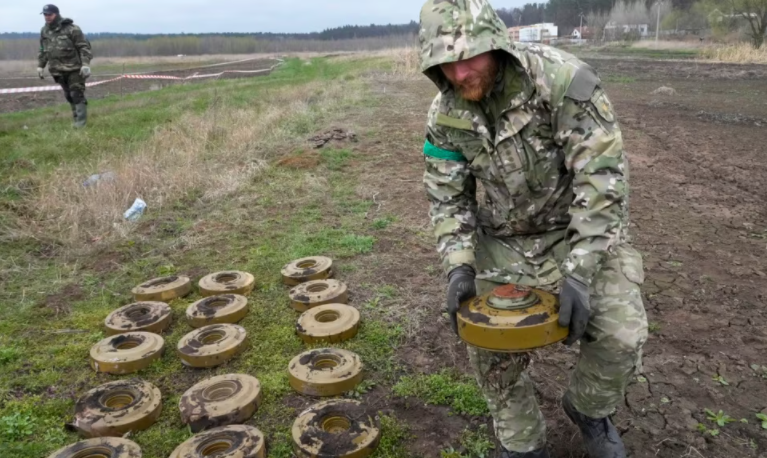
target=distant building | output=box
[708,8,759,22]
[508,26,523,41]
[572,27,593,40]
[508,23,559,43]
[605,22,650,38]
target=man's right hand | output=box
[37,67,44,79]
[447,265,476,335]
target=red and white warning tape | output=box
[0,61,282,95]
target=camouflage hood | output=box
[47,17,74,31]
[418,0,512,89]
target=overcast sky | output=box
[2,1,529,34]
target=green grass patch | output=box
[320,148,354,170]
[0,54,406,457]
[373,215,397,230]
[441,424,496,458]
[393,370,488,416]
[603,75,637,84]
[376,415,415,458]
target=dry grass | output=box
[631,40,705,50]
[360,46,421,79]
[700,43,767,63]
[23,79,364,250]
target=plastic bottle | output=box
[124,198,147,222]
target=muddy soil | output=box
[0,59,277,113]
[356,57,767,457]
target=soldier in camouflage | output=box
[37,4,93,128]
[418,1,648,457]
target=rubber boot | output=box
[69,103,77,121]
[74,103,87,128]
[500,448,550,458]
[562,394,626,458]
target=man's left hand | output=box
[558,276,591,345]
[446,265,476,335]
[79,66,91,77]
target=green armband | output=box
[423,140,467,162]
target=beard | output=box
[449,56,499,102]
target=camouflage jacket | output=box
[38,17,92,74]
[419,0,629,287]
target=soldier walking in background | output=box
[37,4,92,128]
[418,0,648,457]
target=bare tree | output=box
[587,11,611,42]
[610,0,652,26]
[726,0,767,48]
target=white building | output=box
[604,22,650,38]
[518,23,559,43]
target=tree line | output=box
[1,22,419,42]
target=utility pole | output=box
[655,0,662,44]
[579,12,585,44]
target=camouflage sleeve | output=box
[423,96,478,274]
[555,87,627,286]
[71,26,92,65]
[38,32,47,68]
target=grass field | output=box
[0,53,476,458]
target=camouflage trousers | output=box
[468,231,648,453]
[53,71,87,105]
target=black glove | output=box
[558,276,591,346]
[447,265,476,335]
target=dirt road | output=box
[351,58,767,457]
[0,58,277,113]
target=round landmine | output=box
[198,271,255,297]
[169,425,266,458]
[281,256,334,286]
[131,275,192,302]
[289,279,348,312]
[179,374,262,433]
[90,332,165,374]
[47,437,142,458]
[177,324,248,368]
[457,284,569,353]
[296,304,360,344]
[104,301,172,336]
[186,294,249,328]
[71,379,162,438]
[288,348,363,396]
[292,399,380,458]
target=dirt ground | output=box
[0,58,278,113]
[340,58,767,457]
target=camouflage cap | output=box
[419,0,512,82]
[41,4,59,14]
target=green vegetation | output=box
[602,75,637,84]
[705,409,737,427]
[0,55,421,457]
[373,215,397,230]
[757,413,767,429]
[441,424,496,458]
[376,416,415,458]
[393,371,488,416]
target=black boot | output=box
[562,394,626,458]
[500,448,550,458]
[74,103,87,128]
[69,103,77,121]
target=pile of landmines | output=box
[48,256,379,458]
